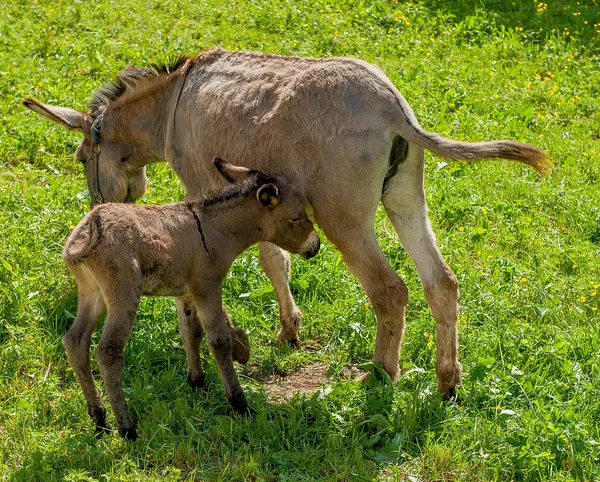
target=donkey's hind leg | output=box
[95,266,142,440]
[62,265,109,435]
[258,242,303,348]
[382,143,462,400]
[312,198,408,381]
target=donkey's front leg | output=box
[192,289,248,415]
[177,297,250,389]
[258,242,303,348]
[96,293,140,440]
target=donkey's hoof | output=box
[441,386,461,404]
[89,406,110,437]
[277,309,302,349]
[94,423,111,438]
[277,330,301,349]
[187,373,206,389]
[228,392,250,416]
[119,424,138,441]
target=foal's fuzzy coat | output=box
[62,159,320,439]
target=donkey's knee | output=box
[207,332,232,356]
[423,267,459,319]
[62,331,90,368]
[370,276,409,328]
[96,340,125,370]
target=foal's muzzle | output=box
[300,232,320,259]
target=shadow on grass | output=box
[427,0,597,46]
[9,357,452,480]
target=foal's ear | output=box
[257,184,280,207]
[22,98,92,133]
[213,157,255,183]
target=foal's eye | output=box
[121,155,130,163]
[289,217,301,224]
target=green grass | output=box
[1,0,600,480]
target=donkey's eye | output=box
[289,217,301,224]
[121,155,130,163]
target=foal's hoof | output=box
[228,392,251,416]
[90,406,110,437]
[441,386,461,404]
[187,373,206,389]
[119,425,138,441]
[94,423,111,438]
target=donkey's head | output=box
[21,61,189,205]
[22,98,149,206]
[213,158,320,259]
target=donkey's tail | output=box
[391,90,553,176]
[63,212,102,265]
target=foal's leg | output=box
[95,271,141,440]
[62,266,109,434]
[176,296,205,388]
[191,288,248,415]
[177,296,250,389]
[258,242,302,348]
[382,143,461,399]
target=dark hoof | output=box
[228,392,251,416]
[287,337,301,350]
[119,425,138,441]
[89,406,110,437]
[187,373,206,389]
[94,423,111,438]
[441,386,461,404]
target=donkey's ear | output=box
[257,184,280,207]
[213,157,255,183]
[22,98,92,133]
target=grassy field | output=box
[1,0,600,480]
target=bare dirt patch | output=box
[260,362,330,403]
[253,363,364,403]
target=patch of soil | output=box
[261,362,330,403]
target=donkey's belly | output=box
[142,273,187,297]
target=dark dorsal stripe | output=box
[202,172,276,208]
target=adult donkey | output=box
[23,48,551,399]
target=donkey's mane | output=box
[90,56,189,113]
[202,172,277,208]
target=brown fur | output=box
[25,48,552,400]
[62,160,319,439]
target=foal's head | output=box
[212,158,320,259]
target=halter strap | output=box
[85,113,105,206]
[184,202,210,257]
[164,57,194,170]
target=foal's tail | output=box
[391,89,553,176]
[63,212,102,265]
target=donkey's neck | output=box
[109,78,180,165]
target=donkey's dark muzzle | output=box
[300,232,320,259]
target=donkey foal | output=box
[62,158,320,440]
